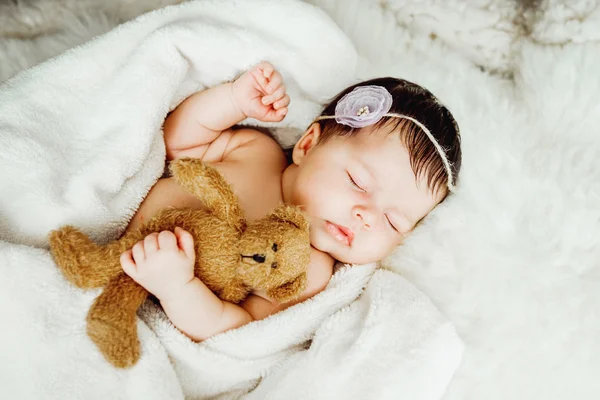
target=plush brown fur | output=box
[49,158,310,369]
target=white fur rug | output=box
[2,0,600,399]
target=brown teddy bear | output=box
[48,158,310,368]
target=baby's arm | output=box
[120,228,251,341]
[159,279,252,340]
[163,82,244,159]
[164,62,289,160]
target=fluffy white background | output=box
[1,0,599,399]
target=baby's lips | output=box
[340,226,355,245]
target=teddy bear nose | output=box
[252,254,266,263]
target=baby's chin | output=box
[335,253,379,265]
[312,240,379,265]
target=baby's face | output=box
[283,124,445,265]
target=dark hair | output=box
[316,77,461,196]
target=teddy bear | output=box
[48,158,310,368]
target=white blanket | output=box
[0,0,463,399]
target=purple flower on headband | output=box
[334,85,393,128]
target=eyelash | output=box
[347,172,366,192]
[385,214,400,233]
[347,172,401,234]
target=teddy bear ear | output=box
[266,272,307,303]
[269,204,309,232]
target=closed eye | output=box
[347,172,366,192]
[385,214,400,233]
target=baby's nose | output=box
[353,205,375,230]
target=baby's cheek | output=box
[298,183,326,214]
[363,234,397,263]
[383,236,403,258]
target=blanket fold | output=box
[0,0,462,398]
[140,264,377,398]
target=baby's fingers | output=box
[120,250,137,277]
[174,227,195,261]
[144,232,159,254]
[273,94,290,110]
[265,69,282,94]
[261,63,274,80]
[157,230,178,251]
[262,107,288,122]
[275,107,288,120]
[132,241,145,264]
[262,86,286,106]
[249,62,272,89]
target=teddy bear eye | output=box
[272,243,278,252]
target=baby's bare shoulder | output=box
[211,128,286,221]
[302,247,335,298]
[223,128,286,168]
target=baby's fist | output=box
[231,62,290,122]
[120,227,196,301]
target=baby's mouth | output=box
[326,221,354,246]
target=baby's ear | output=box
[292,122,321,164]
[269,204,309,232]
[266,272,307,303]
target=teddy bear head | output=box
[237,204,310,303]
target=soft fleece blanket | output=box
[0,0,463,398]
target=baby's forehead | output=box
[341,135,409,173]
[343,130,443,196]
[342,126,407,156]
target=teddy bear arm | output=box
[266,272,308,303]
[218,281,251,304]
[86,272,149,369]
[169,158,245,229]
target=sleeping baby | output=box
[120,62,462,341]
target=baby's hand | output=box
[231,62,290,122]
[120,227,196,301]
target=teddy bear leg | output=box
[86,272,148,369]
[49,226,140,288]
[49,226,109,288]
